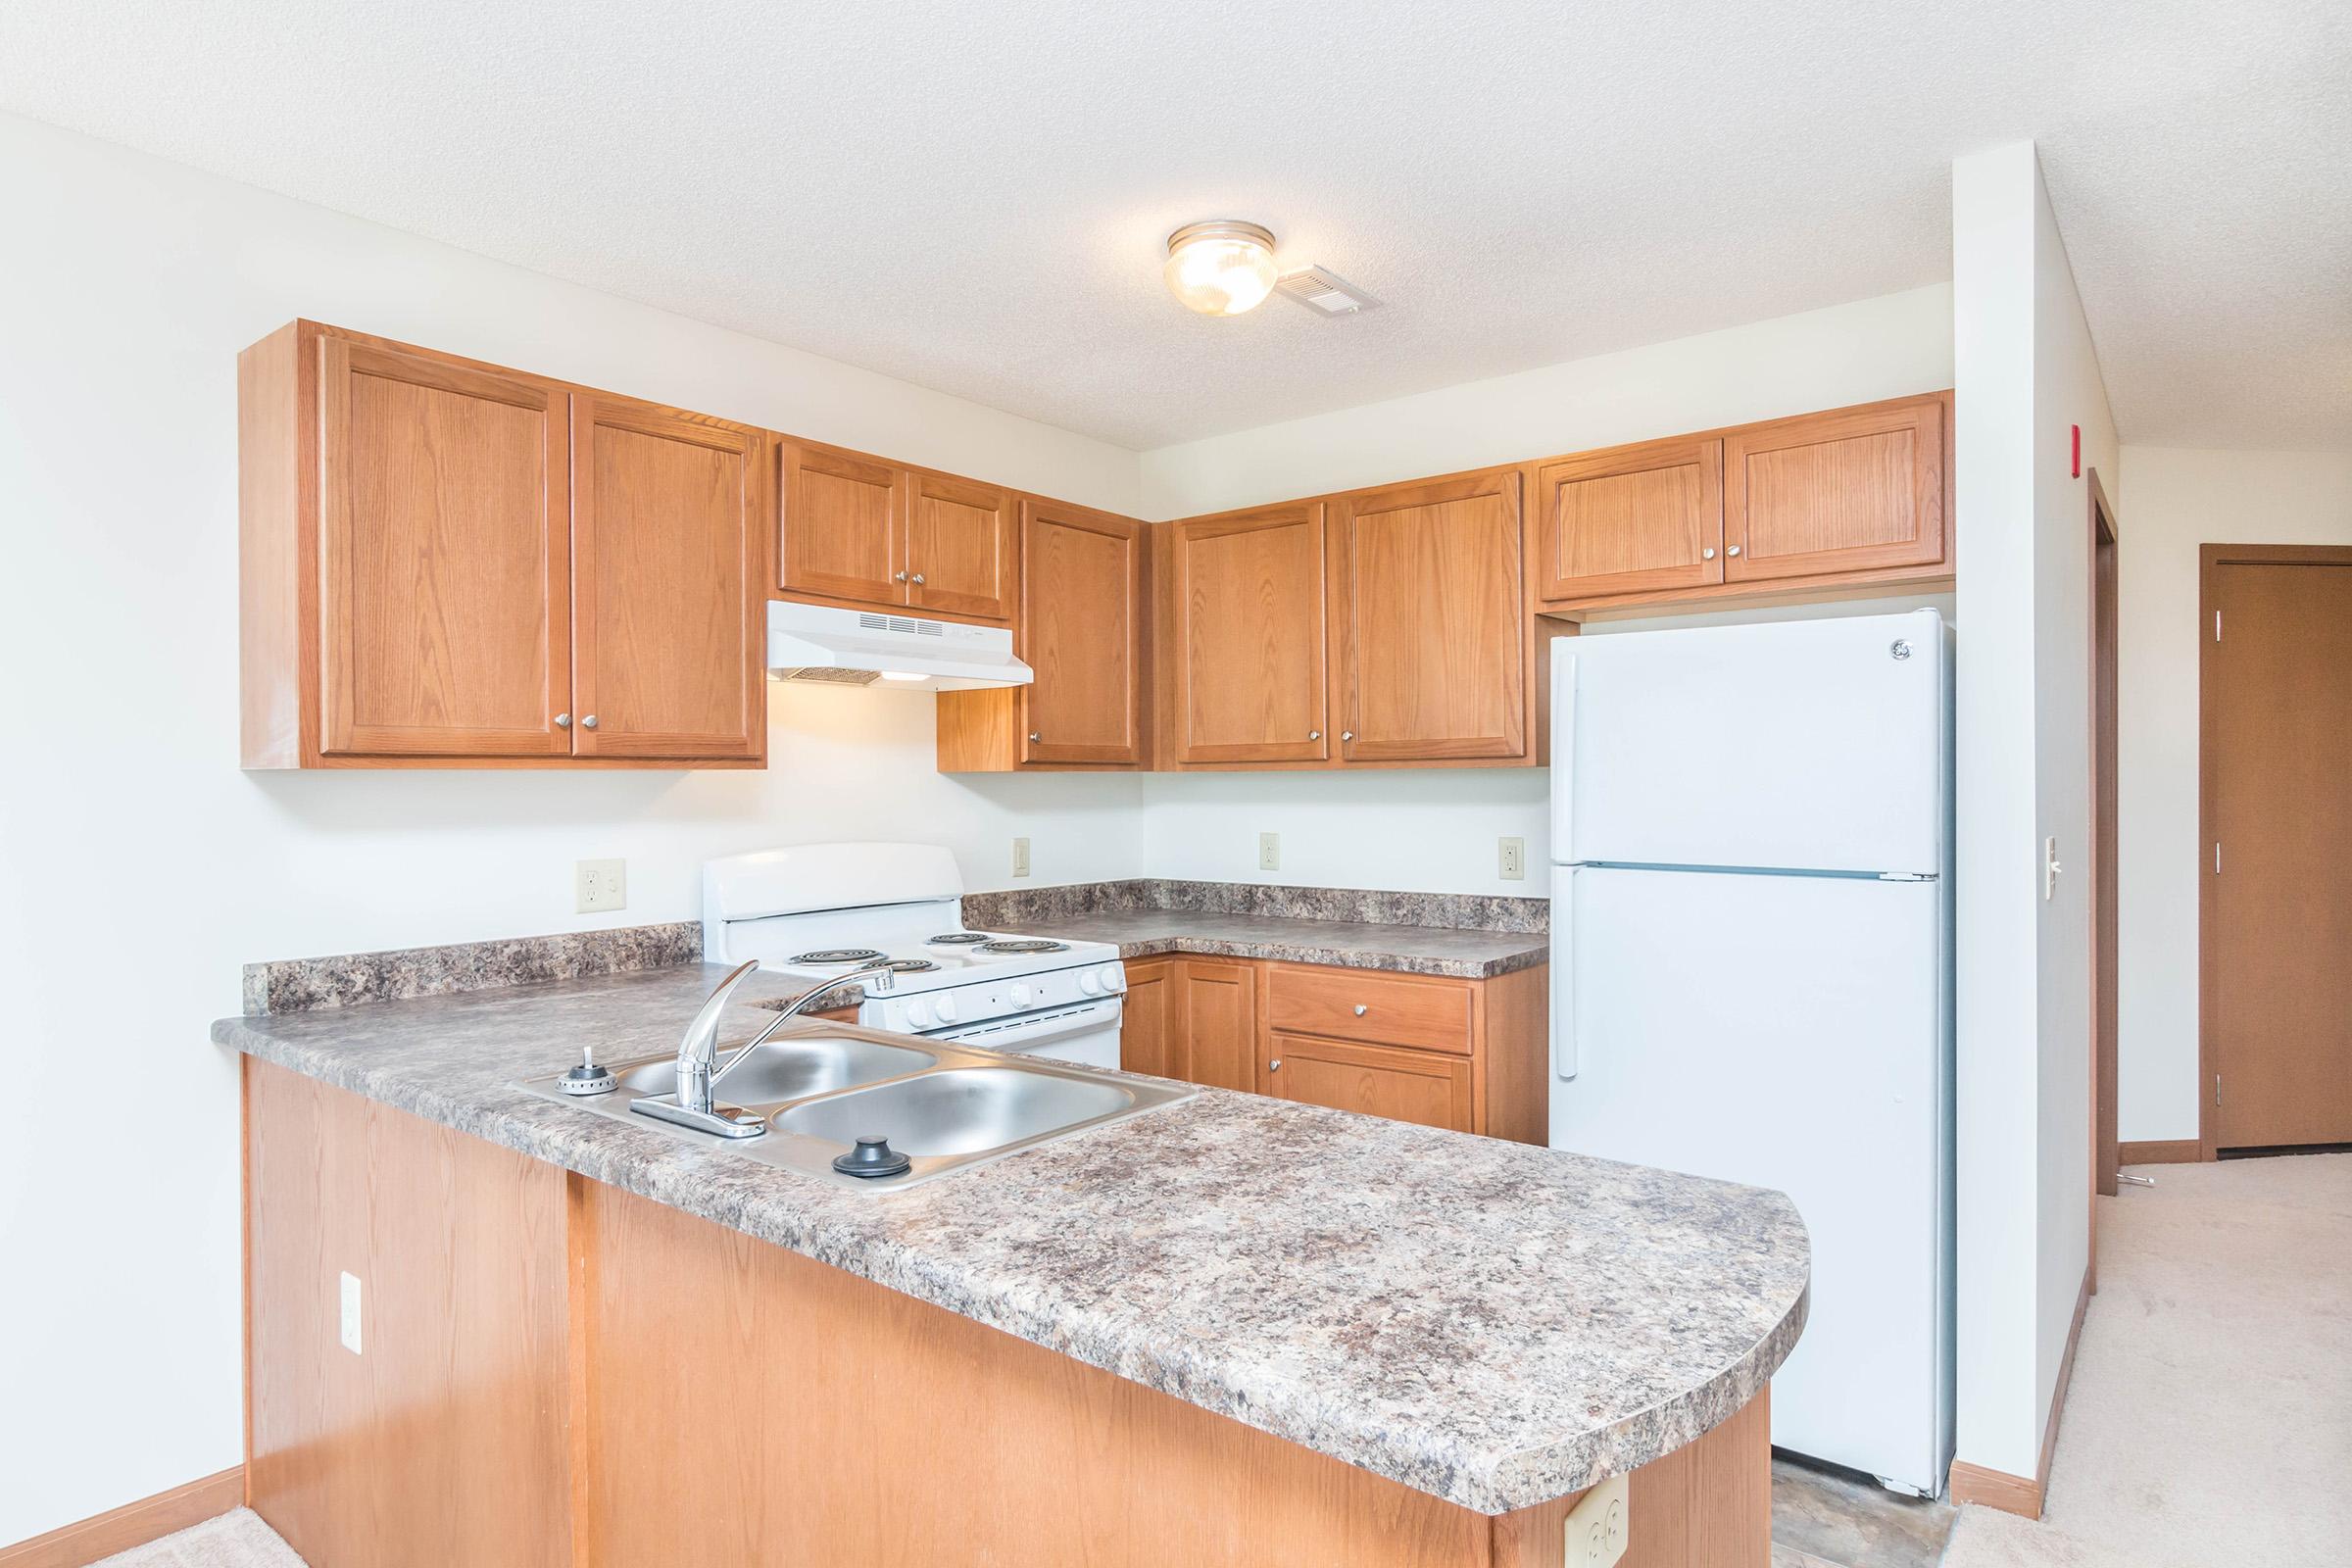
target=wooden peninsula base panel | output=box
[245,1060,1772,1568]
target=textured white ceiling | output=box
[1,0,2343,450]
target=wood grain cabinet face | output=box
[318,338,572,757]
[779,441,906,608]
[907,472,1015,621]
[1118,958,1176,1077]
[1175,960,1259,1092]
[569,396,765,760]
[1023,501,1145,764]
[1264,1033,1476,1134]
[1723,395,1948,582]
[1532,436,1724,604]
[1332,470,1528,761]
[1170,506,1330,764]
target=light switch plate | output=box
[1499,837,1526,881]
[575,858,627,913]
[1563,1470,1628,1566]
[1011,837,1031,878]
[1258,832,1280,872]
[338,1270,363,1355]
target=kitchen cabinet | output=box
[1531,435,1724,602]
[777,440,1014,624]
[1264,1034,1476,1134]
[1722,393,1949,583]
[1118,958,1177,1077]
[1166,504,1330,764]
[1329,468,1528,762]
[238,320,764,768]
[936,499,1149,770]
[1117,956,1259,1093]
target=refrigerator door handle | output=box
[1552,865,1578,1081]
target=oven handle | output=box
[925,997,1123,1050]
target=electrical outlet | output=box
[575,858,627,913]
[1258,832,1280,872]
[1498,836,1526,881]
[1011,837,1031,878]
[1562,1470,1628,1566]
[338,1270,364,1355]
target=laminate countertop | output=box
[1000,908,1549,978]
[213,961,1807,1514]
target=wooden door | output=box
[1263,1035,1475,1134]
[1023,500,1145,764]
[1722,393,1948,582]
[779,441,906,607]
[1331,470,1527,762]
[1169,506,1329,764]
[2202,548,2352,1151]
[1531,436,1723,603]
[1119,958,1176,1077]
[318,337,570,757]
[569,395,765,760]
[1175,960,1259,1092]
[906,472,1014,622]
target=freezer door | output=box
[1549,864,1951,1492]
[1552,609,1945,874]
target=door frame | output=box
[2196,542,2352,1157]
[2089,474,2119,1207]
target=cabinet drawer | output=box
[1264,1033,1476,1134]
[1264,966,1475,1055]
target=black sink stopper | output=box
[832,1134,911,1178]
[559,1045,616,1096]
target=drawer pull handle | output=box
[1352,1004,1368,1016]
[1268,1058,1282,1071]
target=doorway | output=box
[2199,545,2352,1154]
[2091,477,2118,1198]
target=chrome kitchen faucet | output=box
[631,957,898,1140]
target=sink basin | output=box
[611,1034,935,1102]
[771,1065,1134,1157]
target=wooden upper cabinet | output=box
[1330,469,1527,762]
[1169,505,1329,764]
[569,396,765,760]
[1723,393,1949,582]
[907,472,1014,621]
[1021,500,1144,765]
[778,442,905,608]
[1532,436,1723,604]
[318,337,572,758]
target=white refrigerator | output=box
[1548,609,1954,1496]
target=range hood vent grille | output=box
[764,600,1031,691]
[775,665,881,686]
[858,612,947,636]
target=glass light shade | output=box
[1163,220,1278,317]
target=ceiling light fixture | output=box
[1163,220,1278,317]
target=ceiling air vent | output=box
[1274,266,1379,317]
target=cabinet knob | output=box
[581,714,599,730]
[911,572,926,585]
[1268,1058,1282,1071]
[1342,730,1353,741]
[1308,729,1322,740]
[555,713,571,728]
[1029,733,1042,743]
[1727,545,1742,558]
[1702,547,1717,561]
[894,570,908,582]
[1352,1004,1368,1016]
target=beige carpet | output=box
[1941,1152,2352,1567]
[89,1509,303,1568]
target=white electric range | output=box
[702,843,1126,1068]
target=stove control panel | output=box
[863,960,1127,1035]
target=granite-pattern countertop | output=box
[1004,908,1548,978]
[213,962,1807,1514]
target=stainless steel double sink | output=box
[518,1028,1193,1191]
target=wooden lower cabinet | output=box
[243,1056,1769,1568]
[1123,956,1548,1145]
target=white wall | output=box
[2113,449,2352,1141]
[1948,141,2113,1485]
[1138,284,1955,519]
[0,111,1149,1544]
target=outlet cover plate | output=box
[338,1270,363,1355]
[1563,1470,1627,1566]
[1258,832,1280,872]
[575,858,627,914]
[1499,836,1526,881]
[1011,837,1031,878]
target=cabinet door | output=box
[569,396,765,760]
[1264,1034,1475,1133]
[1118,959,1177,1077]
[1175,960,1259,1092]
[1169,506,1329,763]
[1331,470,1527,762]
[779,442,906,607]
[1723,394,1948,582]
[319,337,571,757]
[1531,436,1723,603]
[1022,501,1144,764]
[906,472,1014,622]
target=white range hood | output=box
[765,600,1032,691]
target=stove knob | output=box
[933,995,958,1023]
[1100,966,1126,994]
[906,1000,931,1029]
[1078,971,1102,996]
[1009,982,1031,1008]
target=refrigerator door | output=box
[1549,863,1951,1493]
[1552,609,1946,875]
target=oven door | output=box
[923,996,1123,1069]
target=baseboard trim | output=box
[1947,1262,2092,1520]
[0,1466,244,1568]
[2119,1139,2202,1165]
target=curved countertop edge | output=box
[212,1004,1806,1515]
